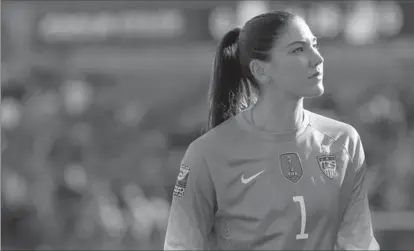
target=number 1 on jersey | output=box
[293,196,309,240]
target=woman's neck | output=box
[250,92,305,134]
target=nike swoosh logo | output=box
[241,170,265,184]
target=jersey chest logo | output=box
[317,155,338,179]
[279,153,303,183]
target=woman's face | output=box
[266,17,325,99]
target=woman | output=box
[164,11,379,250]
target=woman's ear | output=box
[249,59,271,85]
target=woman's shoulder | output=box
[187,116,243,154]
[306,109,361,142]
[306,110,364,162]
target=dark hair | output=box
[207,11,295,130]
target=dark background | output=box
[2,1,414,250]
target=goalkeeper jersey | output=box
[164,109,379,250]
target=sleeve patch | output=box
[173,164,190,197]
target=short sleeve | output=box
[164,142,216,250]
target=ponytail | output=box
[207,28,243,130]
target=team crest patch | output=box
[173,164,190,197]
[317,155,338,179]
[279,153,303,183]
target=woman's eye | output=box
[292,47,304,54]
[312,43,319,49]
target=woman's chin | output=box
[303,81,324,98]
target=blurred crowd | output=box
[2,1,414,250]
[2,68,171,250]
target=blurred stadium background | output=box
[1,0,414,250]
